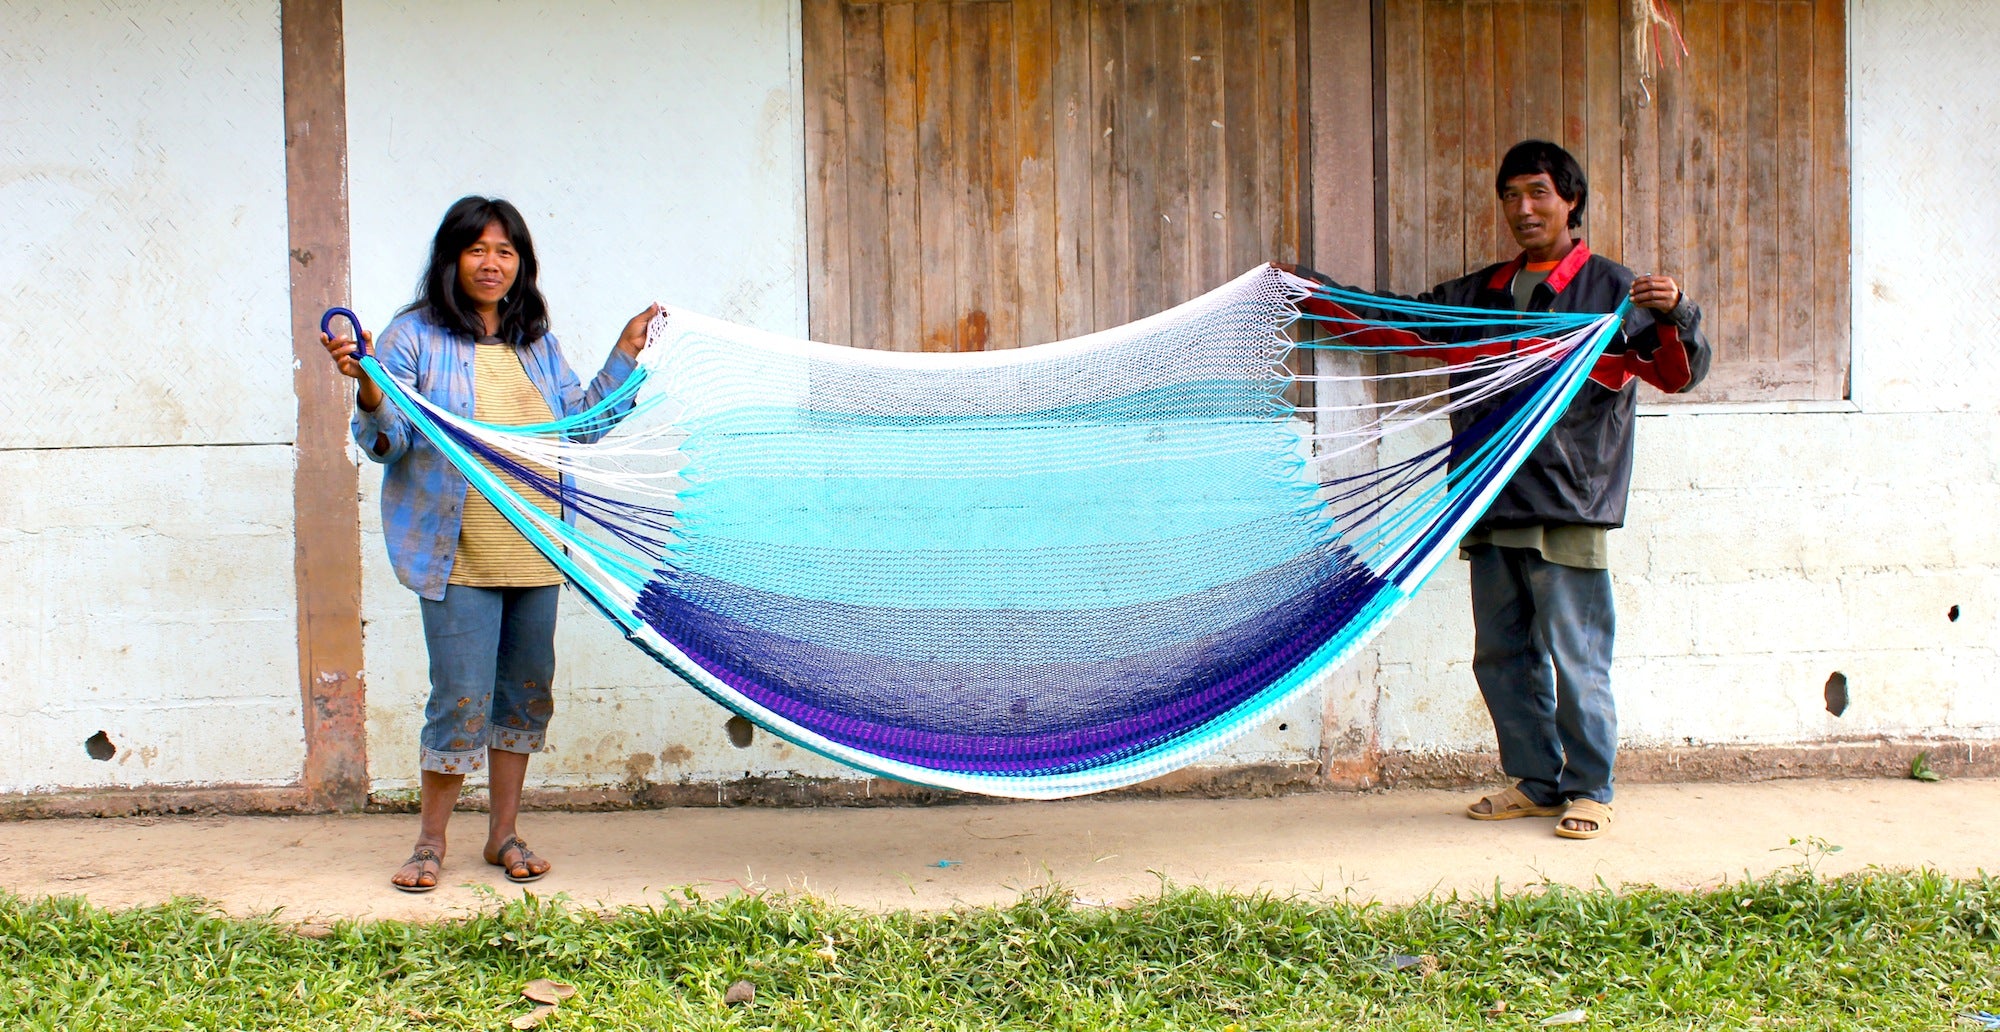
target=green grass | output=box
[4,869,1996,1031]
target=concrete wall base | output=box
[1379,738,2000,789]
[359,762,1329,813]
[7,740,1992,819]
[0,786,318,820]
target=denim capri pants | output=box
[417,583,560,774]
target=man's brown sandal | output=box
[486,835,550,883]
[1466,786,1565,821]
[1554,798,1614,840]
[392,846,443,894]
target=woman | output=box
[322,196,658,891]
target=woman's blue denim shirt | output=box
[351,307,639,601]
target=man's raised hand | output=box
[1629,274,1682,312]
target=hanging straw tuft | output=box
[1633,0,1690,106]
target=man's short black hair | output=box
[1495,140,1587,229]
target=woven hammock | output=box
[328,265,1625,798]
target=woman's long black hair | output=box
[401,196,550,343]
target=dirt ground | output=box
[1,778,1993,924]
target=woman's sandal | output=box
[1466,786,1565,821]
[1554,798,1615,840]
[486,835,550,884]
[392,846,443,894]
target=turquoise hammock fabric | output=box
[329,265,1627,798]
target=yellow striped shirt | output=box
[449,340,565,587]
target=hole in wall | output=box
[725,715,755,749]
[1823,672,1849,717]
[84,731,115,761]
[1948,605,1961,622]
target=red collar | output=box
[1485,239,1593,296]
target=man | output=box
[1296,140,1711,839]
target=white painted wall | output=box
[0,449,304,791]
[341,0,823,791]
[0,1,303,792]
[1369,0,2000,760]
[1848,0,1999,415]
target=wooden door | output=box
[1378,0,1849,402]
[804,0,1305,352]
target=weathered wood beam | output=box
[282,0,366,811]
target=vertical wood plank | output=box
[1558,0,1587,149]
[1307,0,1377,284]
[802,0,851,344]
[1462,0,1500,258]
[1382,0,1426,291]
[1774,0,1814,374]
[1013,0,1058,346]
[1373,0,1393,290]
[982,4,1021,350]
[1378,0,1431,400]
[1810,0,1850,398]
[1052,0,1094,337]
[1659,1,1698,301]
[881,4,923,351]
[1261,0,1303,267]
[1622,1,1662,275]
[1716,0,1749,368]
[282,0,367,809]
[914,2,959,351]
[1124,2,1165,318]
[1223,0,1266,288]
[1154,3,1191,304]
[1679,0,1716,349]
[1583,0,1621,260]
[1491,0,1525,157]
[1287,0,1314,283]
[1266,0,1307,407]
[1424,0,1466,281]
[1188,1,1231,291]
[1522,0,1563,139]
[954,4,995,351]
[1090,3,1132,328]
[1744,0,1780,367]
[843,2,893,350]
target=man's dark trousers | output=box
[1467,543,1617,806]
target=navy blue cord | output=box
[319,307,367,357]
